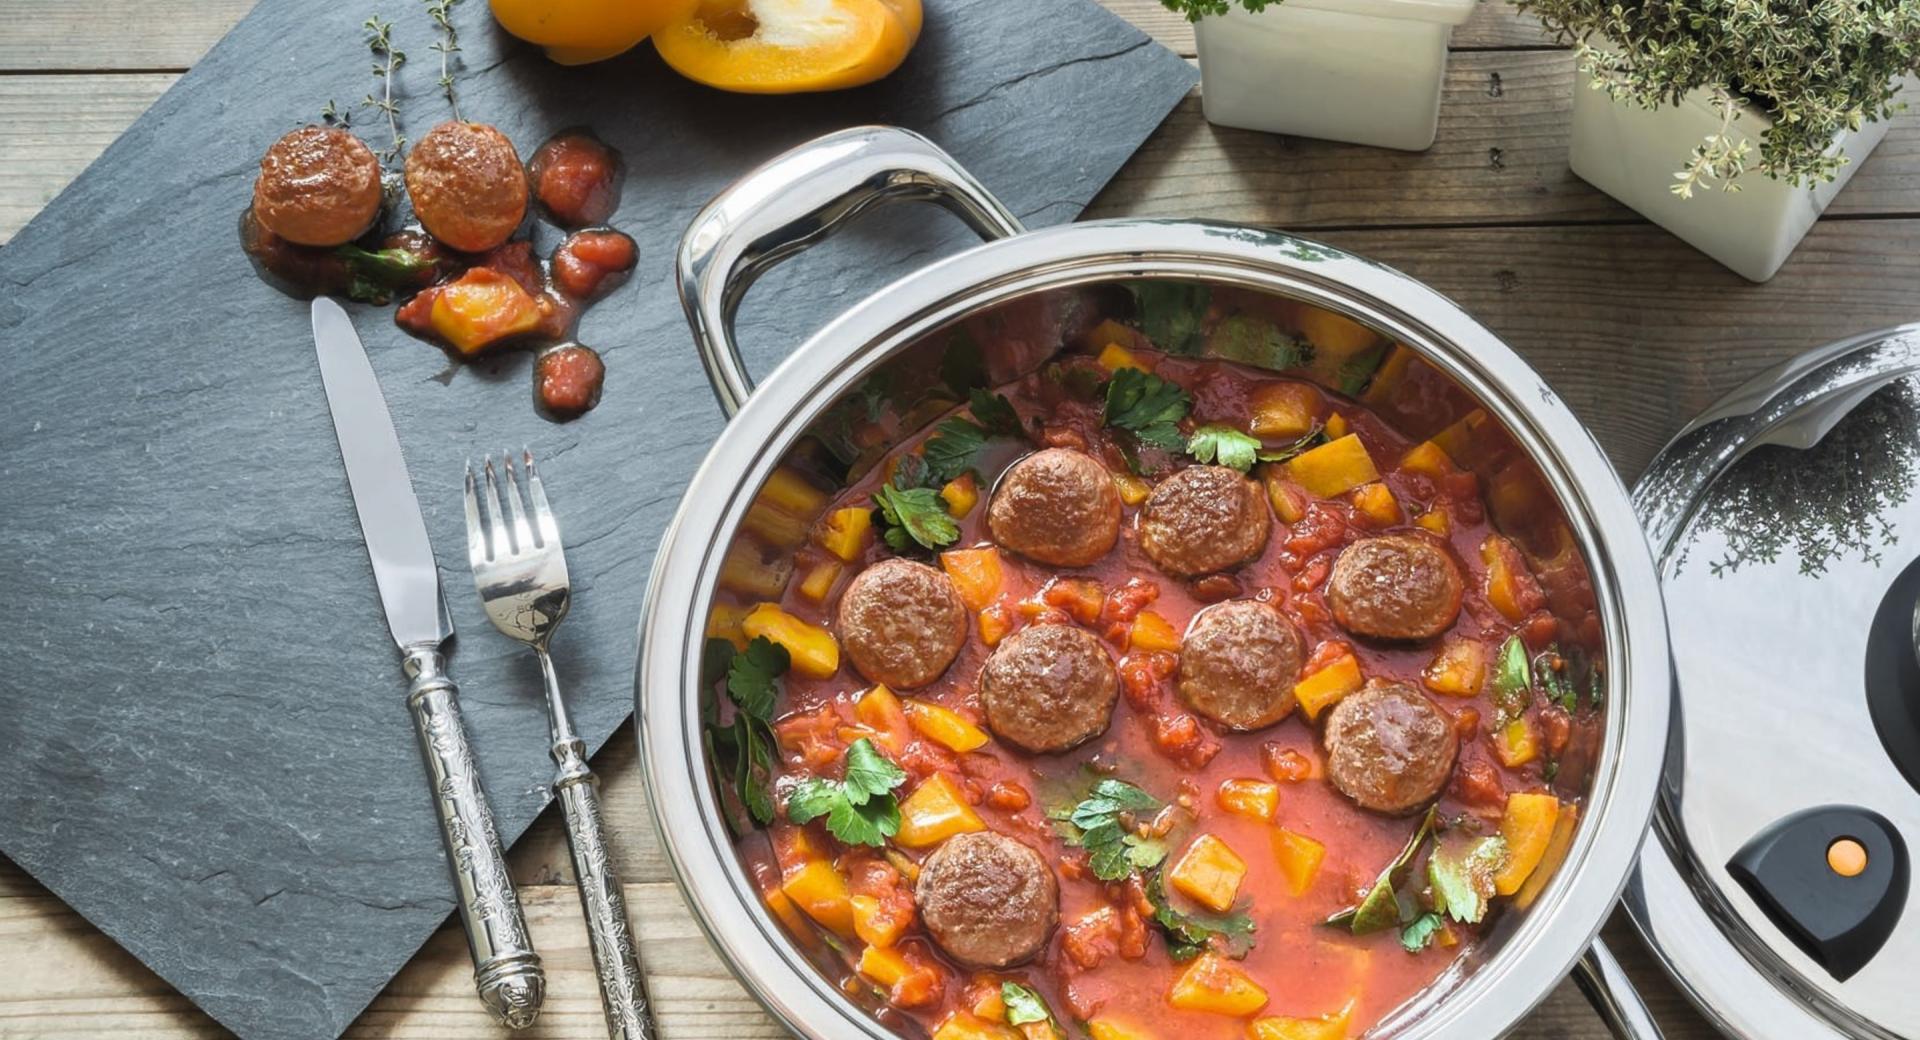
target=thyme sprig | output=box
[425,0,464,121]
[361,16,407,166]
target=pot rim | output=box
[636,217,1670,1039]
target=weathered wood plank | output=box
[0,0,1545,71]
[0,854,1718,1038]
[0,74,173,243]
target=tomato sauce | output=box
[712,313,1593,1038]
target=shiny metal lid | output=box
[1628,326,1920,1039]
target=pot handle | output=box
[1574,937,1669,1040]
[677,126,1027,418]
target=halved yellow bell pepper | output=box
[490,0,696,65]
[653,0,923,94]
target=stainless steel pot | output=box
[637,126,1673,1039]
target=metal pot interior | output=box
[646,238,1660,1040]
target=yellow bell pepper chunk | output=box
[858,943,912,986]
[742,603,840,678]
[1422,637,1489,697]
[1493,717,1538,767]
[489,0,693,64]
[1113,472,1153,506]
[1400,440,1456,478]
[1169,834,1248,913]
[762,885,812,935]
[941,472,980,518]
[797,559,843,602]
[1298,307,1380,356]
[1294,654,1363,721]
[781,859,854,938]
[931,1011,1018,1040]
[1167,952,1268,1017]
[1349,482,1400,526]
[1086,1018,1158,1040]
[851,894,910,949]
[706,602,751,650]
[1414,506,1452,536]
[903,699,990,753]
[1514,804,1580,909]
[818,506,874,562]
[1494,793,1563,895]
[1322,413,1351,441]
[744,467,829,546]
[1270,828,1326,897]
[1249,382,1321,439]
[653,0,924,95]
[1250,999,1356,1040]
[977,607,1012,647]
[1481,535,1529,621]
[1129,610,1183,653]
[1098,342,1148,372]
[429,268,544,356]
[855,684,909,743]
[1215,778,1280,822]
[1264,475,1308,524]
[894,773,985,848]
[939,547,1004,611]
[1430,408,1488,464]
[1285,435,1379,499]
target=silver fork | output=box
[465,450,654,1040]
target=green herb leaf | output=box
[707,637,790,829]
[1000,982,1057,1031]
[1400,911,1446,953]
[1144,868,1257,961]
[1102,368,1192,453]
[1536,650,1580,713]
[1256,426,1328,464]
[1206,314,1312,371]
[1125,281,1212,354]
[1490,635,1532,724]
[1186,425,1263,472]
[872,482,960,552]
[1324,807,1437,936]
[1429,831,1509,925]
[784,738,906,847]
[1049,778,1167,881]
[920,418,988,486]
[728,637,788,723]
[969,388,1024,436]
[1334,342,1390,397]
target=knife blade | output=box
[310,297,546,1029]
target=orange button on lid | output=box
[1827,838,1868,878]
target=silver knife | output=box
[311,296,545,1029]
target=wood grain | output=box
[1097,0,1556,55]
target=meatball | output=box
[404,121,529,252]
[1324,681,1458,815]
[1326,533,1465,641]
[915,831,1058,968]
[250,126,383,247]
[1140,465,1271,577]
[979,624,1118,753]
[837,559,968,689]
[1177,600,1305,730]
[987,449,1122,568]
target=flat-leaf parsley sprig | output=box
[786,738,908,847]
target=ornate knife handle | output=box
[553,736,654,1040]
[404,647,546,1029]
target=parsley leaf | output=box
[872,482,960,552]
[920,418,988,486]
[1102,368,1192,453]
[1125,281,1211,355]
[1429,830,1509,925]
[1144,868,1257,961]
[968,388,1023,436]
[1335,342,1390,396]
[1049,778,1168,881]
[1490,636,1532,724]
[785,738,907,847]
[1325,807,1436,936]
[1206,314,1312,372]
[1186,425,1262,472]
[1400,911,1446,952]
[1000,982,1059,1033]
[706,636,789,829]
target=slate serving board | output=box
[0,3,1194,1038]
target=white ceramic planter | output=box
[1193,0,1477,151]
[1570,76,1908,282]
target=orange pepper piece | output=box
[652,0,923,94]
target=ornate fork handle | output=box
[405,646,546,1029]
[553,735,653,1040]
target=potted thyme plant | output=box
[1161,0,1477,151]
[1516,0,1919,281]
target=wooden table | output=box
[4,2,1915,1036]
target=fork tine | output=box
[480,455,511,557]
[522,448,561,548]
[501,449,536,551]
[463,461,488,567]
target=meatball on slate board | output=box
[250,126,383,247]
[979,624,1120,753]
[988,448,1123,567]
[838,559,968,689]
[1324,681,1459,815]
[1139,464,1271,577]
[0,1,1196,1036]
[916,831,1058,968]
[1178,599,1305,730]
[403,121,530,252]
[1327,533,1466,641]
